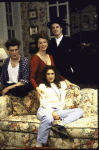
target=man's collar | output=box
[55,34,63,41]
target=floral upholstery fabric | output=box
[0,115,40,133]
[0,114,98,139]
[0,131,98,149]
[48,138,98,149]
[0,88,98,149]
[11,90,40,115]
[0,95,12,119]
[65,88,98,117]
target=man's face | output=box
[7,45,19,60]
[51,23,63,36]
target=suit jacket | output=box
[47,36,78,80]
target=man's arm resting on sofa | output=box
[2,82,25,95]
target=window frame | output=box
[4,2,24,55]
[47,1,70,38]
[5,2,16,39]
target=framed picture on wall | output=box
[29,9,38,19]
[29,42,38,53]
[30,26,38,36]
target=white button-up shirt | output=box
[55,34,63,46]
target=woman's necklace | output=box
[42,55,48,64]
[41,54,48,64]
[51,85,61,102]
[37,51,51,65]
[38,53,48,64]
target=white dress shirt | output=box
[55,34,63,47]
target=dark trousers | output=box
[0,83,32,97]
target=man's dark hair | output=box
[5,38,21,50]
[51,23,63,29]
[35,32,50,49]
[42,65,61,88]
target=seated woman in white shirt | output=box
[36,65,84,147]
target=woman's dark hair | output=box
[5,38,21,50]
[42,65,61,88]
[35,32,50,49]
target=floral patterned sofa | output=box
[0,87,98,149]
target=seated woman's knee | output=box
[44,114,54,124]
[78,108,84,115]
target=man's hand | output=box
[36,87,45,101]
[52,111,60,120]
[74,88,79,97]
[2,82,25,96]
[2,87,9,95]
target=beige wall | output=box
[20,2,49,62]
[0,3,8,50]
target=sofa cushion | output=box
[11,90,40,116]
[0,95,12,119]
[0,115,40,133]
[0,114,98,140]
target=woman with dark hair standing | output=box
[30,32,78,99]
[36,65,84,147]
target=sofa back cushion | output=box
[0,95,12,119]
[11,90,40,116]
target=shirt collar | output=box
[55,34,63,46]
[55,34,63,42]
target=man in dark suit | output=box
[47,17,78,82]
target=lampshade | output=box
[0,48,8,60]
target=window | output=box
[47,1,70,38]
[71,16,76,28]
[93,14,97,28]
[82,15,90,28]
[5,2,15,39]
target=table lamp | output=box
[0,48,8,66]
[0,48,8,60]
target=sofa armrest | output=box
[75,88,98,117]
[65,88,98,118]
[0,95,12,119]
[92,89,98,113]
